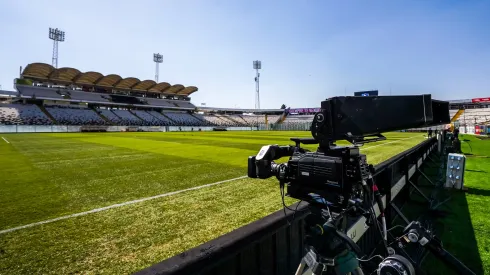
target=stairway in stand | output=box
[37,105,58,124]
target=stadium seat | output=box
[0,104,53,125]
[45,106,107,125]
[163,112,208,126]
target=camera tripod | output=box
[294,201,476,275]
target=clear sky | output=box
[0,0,489,109]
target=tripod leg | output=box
[295,259,307,275]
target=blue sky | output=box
[0,0,489,109]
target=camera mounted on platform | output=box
[248,95,450,208]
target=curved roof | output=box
[149,82,171,93]
[96,74,122,87]
[74,71,103,85]
[22,63,55,79]
[177,86,198,96]
[133,80,156,91]
[21,63,197,96]
[49,67,81,83]
[115,77,140,90]
[164,84,185,95]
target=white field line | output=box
[0,134,421,235]
[1,136,9,144]
[0,176,248,235]
[361,136,420,150]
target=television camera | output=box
[248,95,474,274]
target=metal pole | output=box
[155,62,159,82]
[52,40,58,68]
[153,53,163,83]
[49,28,65,69]
[256,68,260,109]
[253,60,261,110]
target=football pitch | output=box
[0,131,426,274]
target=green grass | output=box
[414,134,490,275]
[0,131,426,274]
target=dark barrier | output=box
[135,138,437,275]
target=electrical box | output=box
[445,153,466,190]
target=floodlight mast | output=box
[153,53,163,82]
[253,60,261,109]
[49,28,65,68]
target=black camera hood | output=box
[311,95,450,144]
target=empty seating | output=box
[0,104,52,125]
[111,109,143,125]
[163,112,207,126]
[145,98,177,107]
[240,115,265,126]
[131,110,167,126]
[175,101,195,108]
[284,115,314,123]
[147,111,175,125]
[200,115,228,126]
[17,86,64,99]
[454,108,490,125]
[45,106,106,125]
[98,109,124,125]
[70,91,109,102]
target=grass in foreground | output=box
[398,134,490,275]
[0,131,426,274]
[428,134,490,274]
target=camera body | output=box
[248,141,370,206]
[286,145,369,206]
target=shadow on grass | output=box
[466,187,490,197]
[466,169,487,173]
[399,160,484,275]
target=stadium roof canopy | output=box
[21,62,198,96]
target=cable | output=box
[358,255,384,262]
[387,225,405,232]
[280,185,297,212]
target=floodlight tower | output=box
[154,53,163,82]
[49,28,65,68]
[253,60,261,109]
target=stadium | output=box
[1,63,489,134]
[1,2,490,273]
[0,59,490,275]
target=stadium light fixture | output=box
[153,53,163,82]
[49,28,65,68]
[253,60,261,109]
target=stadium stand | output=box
[110,95,144,105]
[147,111,176,126]
[17,85,64,99]
[70,90,109,102]
[45,106,106,125]
[454,108,490,125]
[283,115,315,124]
[97,109,124,125]
[111,109,143,125]
[175,101,195,109]
[131,110,166,126]
[214,114,246,126]
[240,115,262,126]
[0,104,52,125]
[199,114,234,126]
[144,98,176,107]
[163,112,207,126]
